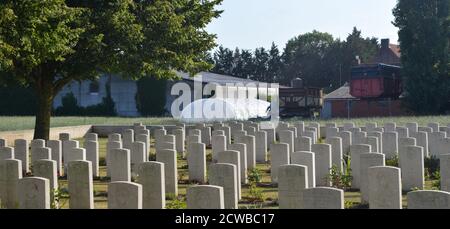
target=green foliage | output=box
[210,28,379,91]
[431,171,441,190]
[136,77,167,116]
[54,91,117,116]
[166,197,187,209]
[393,0,450,114]
[245,168,264,203]
[424,156,440,180]
[247,183,264,203]
[248,168,262,184]
[329,164,353,190]
[51,187,70,209]
[0,85,36,115]
[54,93,83,116]
[0,0,223,138]
[386,155,399,167]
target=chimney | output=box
[381,39,390,50]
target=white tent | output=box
[179,98,270,123]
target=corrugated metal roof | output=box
[177,71,261,84]
[176,71,289,88]
[324,83,358,100]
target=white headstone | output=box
[236,135,256,170]
[441,154,450,192]
[325,137,343,172]
[407,190,450,209]
[14,139,29,174]
[312,144,332,187]
[85,141,99,177]
[302,187,344,209]
[278,164,308,209]
[255,131,268,163]
[108,181,142,209]
[186,185,225,209]
[270,143,290,183]
[156,149,178,196]
[67,160,94,209]
[279,130,295,153]
[360,153,385,204]
[0,159,22,208]
[212,135,227,162]
[110,148,131,182]
[291,151,315,188]
[368,166,402,209]
[136,162,165,209]
[228,143,247,184]
[18,177,50,209]
[209,163,238,209]
[400,146,424,191]
[187,142,206,184]
[218,150,241,199]
[47,140,62,177]
[295,136,312,152]
[350,144,372,189]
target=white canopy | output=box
[179,98,270,123]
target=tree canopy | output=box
[393,0,450,114]
[0,0,223,139]
[209,27,380,93]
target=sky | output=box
[207,0,399,50]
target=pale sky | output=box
[207,0,399,50]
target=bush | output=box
[431,171,441,190]
[166,197,187,209]
[248,168,262,184]
[54,91,116,116]
[386,155,399,167]
[328,164,353,190]
[425,156,440,180]
[0,85,37,115]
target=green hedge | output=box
[0,85,37,115]
[54,82,117,117]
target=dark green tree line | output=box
[210,27,380,93]
[394,0,450,114]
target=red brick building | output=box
[321,39,409,119]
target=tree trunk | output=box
[33,79,55,140]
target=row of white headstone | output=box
[2,121,450,209]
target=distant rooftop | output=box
[324,83,357,100]
[176,71,289,88]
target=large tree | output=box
[281,30,335,87]
[0,0,222,139]
[393,0,450,114]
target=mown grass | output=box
[0,116,179,132]
[286,115,450,127]
[1,115,450,132]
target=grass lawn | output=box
[0,116,179,132]
[50,137,439,209]
[1,115,450,132]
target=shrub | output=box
[248,168,262,184]
[54,83,116,116]
[425,156,440,180]
[328,164,353,190]
[166,197,187,209]
[386,155,399,167]
[431,171,441,190]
